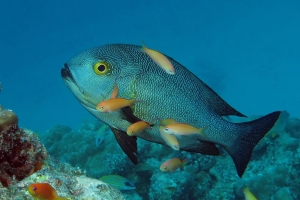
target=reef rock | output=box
[0,106,47,187]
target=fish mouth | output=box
[61,63,75,82]
[61,63,97,110]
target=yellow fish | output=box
[159,126,180,150]
[243,187,257,200]
[160,158,188,172]
[96,98,138,112]
[163,123,206,137]
[159,118,178,126]
[141,42,175,75]
[28,183,68,200]
[127,121,151,136]
[159,119,180,150]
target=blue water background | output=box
[0,0,299,132]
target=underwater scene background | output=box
[1,1,300,199]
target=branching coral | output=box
[0,106,47,187]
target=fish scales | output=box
[115,44,246,117]
[104,45,239,145]
[62,44,289,177]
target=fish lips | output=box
[61,63,75,83]
[61,63,96,110]
[61,63,80,97]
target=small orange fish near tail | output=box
[164,123,207,137]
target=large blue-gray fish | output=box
[61,44,289,177]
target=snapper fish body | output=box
[61,44,289,177]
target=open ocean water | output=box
[1,1,300,199]
[1,1,299,132]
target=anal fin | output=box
[183,141,220,156]
[110,127,138,164]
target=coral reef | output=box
[0,106,126,199]
[0,106,47,187]
[0,105,18,132]
[0,156,125,200]
[286,118,300,139]
[41,120,136,178]
[41,116,300,200]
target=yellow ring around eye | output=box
[93,61,112,75]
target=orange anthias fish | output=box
[163,123,206,137]
[159,118,178,127]
[127,120,151,136]
[96,98,138,112]
[110,83,119,99]
[159,119,180,150]
[141,42,175,75]
[160,158,188,172]
[28,183,68,200]
[243,187,257,200]
[159,126,180,151]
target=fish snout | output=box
[61,63,73,80]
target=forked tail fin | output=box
[226,110,289,177]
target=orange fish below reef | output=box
[163,123,207,137]
[160,158,189,172]
[141,42,175,75]
[243,187,258,200]
[127,120,151,136]
[96,98,139,112]
[28,183,68,200]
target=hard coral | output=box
[0,106,47,187]
[0,106,18,132]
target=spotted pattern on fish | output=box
[62,44,289,177]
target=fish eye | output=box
[33,186,37,191]
[93,61,112,75]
